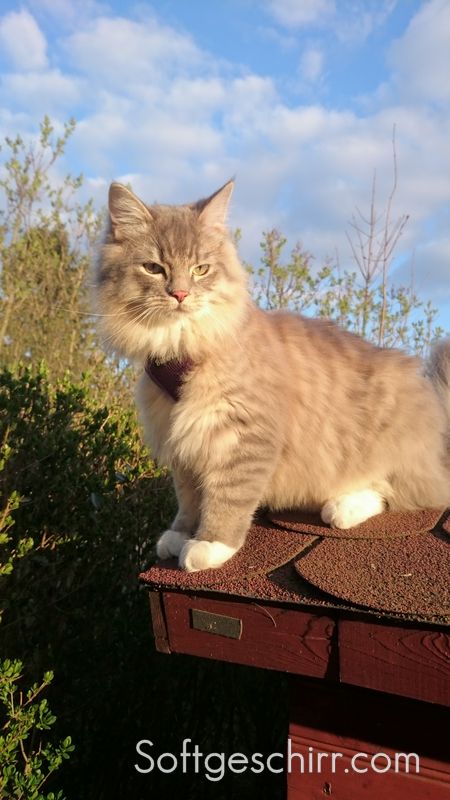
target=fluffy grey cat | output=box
[96,180,450,571]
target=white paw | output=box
[179,540,238,572]
[156,529,190,559]
[321,490,385,529]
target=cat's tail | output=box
[425,337,450,425]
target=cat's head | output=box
[95,180,249,362]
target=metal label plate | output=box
[190,608,243,639]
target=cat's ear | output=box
[197,180,234,229]
[108,183,152,241]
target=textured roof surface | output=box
[140,508,450,625]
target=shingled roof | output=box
[140,508,450,626]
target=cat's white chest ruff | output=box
[137,370,240,470]
[169,390,241,469]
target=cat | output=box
[96,179,450,572]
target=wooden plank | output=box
[162,592,336,677]
[148,591,171,654]
[339,620,450,706]
[287,677,450,799]
[288,676,450,758]
[287,733,450,800]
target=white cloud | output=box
[0,9,48,70]
[267,0,335,28]
[266,0,396,41]
[66,14,204,89]
[395,234,450,311]
[30,0,103,23]
[0,3,449,330]
[221,76,277,139]
[388,0,450,104]
[165,78,226,117]
[299,46,325,83]
[2,70,80,112]
[336,0,397,44]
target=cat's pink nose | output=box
[171,290,189,304]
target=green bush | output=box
[0,364,167,796]
[0,660,74,800]
[0,365,286,800]
[0,434,74,800]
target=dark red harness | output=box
[145,356,194,401]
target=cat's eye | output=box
[192,264,210,276]
[143,262,165,275]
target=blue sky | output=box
[0,0,449,329]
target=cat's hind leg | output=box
[321,489,385,529]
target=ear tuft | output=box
[197,179,234,229]
[108,183,152,240]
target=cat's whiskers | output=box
[53,305,122,318]
[101,305,156,347]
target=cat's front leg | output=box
[156,467,200,559]
[179,453,274,572]
[178,496,254,572]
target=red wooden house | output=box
[141,506,450,799]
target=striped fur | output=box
[96,181,450,571]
